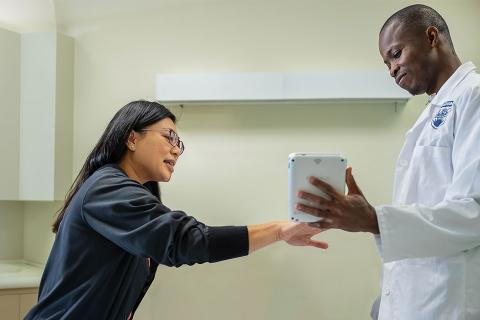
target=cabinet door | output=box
[0,28,20,200]
[20,293,37,318]
[0,294,20,320]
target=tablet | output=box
[288,153,347,222]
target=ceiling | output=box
[0,0,56,32]
[0,0,228,33]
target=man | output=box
[296,4,480,320]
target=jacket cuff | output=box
[207,226,249,263]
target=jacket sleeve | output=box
[376,86,480,263]
[81,174,249,267]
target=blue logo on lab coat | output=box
[431,101,454,129]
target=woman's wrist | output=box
[274,221,290,242]
[247,222,285,254]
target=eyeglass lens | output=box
[168,130,185,154]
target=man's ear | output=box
[425,26,439,47]
[127,131,137,151]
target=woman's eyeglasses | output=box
[140,129,185,155]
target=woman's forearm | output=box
[247,222,287,254]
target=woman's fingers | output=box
[308,240,329,249]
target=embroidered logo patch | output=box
[431,101,454,129]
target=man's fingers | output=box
[297,191,332,207]
[308,219,333,229]
[346,167,364,196]
[308,176,343,201]
[295,203,332,219]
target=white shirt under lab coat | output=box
[374,62,480,320]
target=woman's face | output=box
[129,117,182,183]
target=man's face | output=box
[379,21,435,95]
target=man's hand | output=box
[296,167,380,234]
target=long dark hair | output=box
[52,100,176,233]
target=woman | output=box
[25,100,327,320]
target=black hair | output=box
[380,4,455,51]
[52,100,176,233]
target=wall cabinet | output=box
[0,28,21,200]
[0,30,73,201]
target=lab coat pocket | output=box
[397,256,465,320]
[396,258,438,310]
[412,145,453,206]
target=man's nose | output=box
[389,63,399,78]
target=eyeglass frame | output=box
[139,128,185,154]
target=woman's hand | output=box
[278,222,328,249]
[248,222,328,253]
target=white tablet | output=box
[288,153,347,222]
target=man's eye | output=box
[393,50,402,59]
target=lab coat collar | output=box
[429,61,476,106]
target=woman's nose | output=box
[171,146,181,157]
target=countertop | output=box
[0,260,43,289]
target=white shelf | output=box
[155,71,410,105]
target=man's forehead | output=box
[378,21,405,61]
[379,20,418,53]
[380,20,406,41]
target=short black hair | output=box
[380,4,454,50]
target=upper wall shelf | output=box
[155,71,410,105]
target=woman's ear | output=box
[127,131,137,151]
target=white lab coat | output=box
[374,62,480,320]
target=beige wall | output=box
[18,1,480,319]
[23,202,59,265]
[0,203,23,260]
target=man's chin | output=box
[397,79,425,95]
[405,86,425,96]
